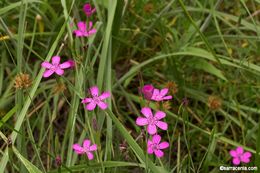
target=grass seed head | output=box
[207,95,222,110]
[14,73,32,89]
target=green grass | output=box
[1,0,260,172]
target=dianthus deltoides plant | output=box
[1,1,259,173]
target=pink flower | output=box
[73,21,97,37]
[151,88,172,101]
[41,56,74,78]
[83,3,96,17]
[229,147,252,165]
[67,60,75,68]
[136,107,168,135]
[147,135,169,158]
[141,84,154,100]
[72,139,97,160]
[82,86,111,111]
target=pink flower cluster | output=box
[41,3,102,160]
[136,84,172,158]
[73,3,97,37]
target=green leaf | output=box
[48,161,143,173]
[12,147,43,173]
[186,58,227,81]
[0,105,18,130]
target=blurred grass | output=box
[0,0,260,172]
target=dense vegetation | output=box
[0,0,260,172]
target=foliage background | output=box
[0,0,260,172]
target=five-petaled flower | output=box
[147,134,169,158]
[82,86,111,111]
[229,146,252,165]
[141,84,154,100]
[83,3,96,17]
[136,107,168,135]
[73,139,97,160]
[73,21,97,37]
[151,88,172,101]
[41,56,74,78]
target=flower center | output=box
[93,96,101,103]
[151,143,159,151]
[147,116,157,125]
[51,63,60,71]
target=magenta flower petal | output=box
[152,135,161,144]
[87,152,94,160]
[74,30,84,37]
[156,121,168,130]
[136,117,148,126]
[147,124,157,135]
[158,142,169,149]
[41,61,52,68]
[232,158,240,165]
[52,56,60,64]
[97,101,108,110]
[82,98,92,103]
[90,86,99,96]
[160,88,169,96]
[152,89,159,97]
[77,22,86,31]
[229,150,237,157]
[88,21,93,29]
[67,60,75,68]
[154,111,166,120]
[83,139,91,149]
[60,62,72,69]
[141,107,152,118]
[55,69,64,76]
[162,96,172,100]
[236,147,244,154]
[72,144,85,154]
[86,101,97,111]
[43,70,54,78]
[89,144,97,151]
[87,29,97,35]
[154,149,164,158]
[99,92,111,100]
[147,146,153,154]
[242,152,252,159]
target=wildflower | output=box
[147,134,169,158]
[136,107,168,135]
[73,21,96,37]
[41,56,73,78]
[229,146,252,165]
[82,86,111,111]
[14,73,32,89]
[141,84,154,100]
[83,3,96,17]
[72,139,97,160]
[151,88,172,101]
